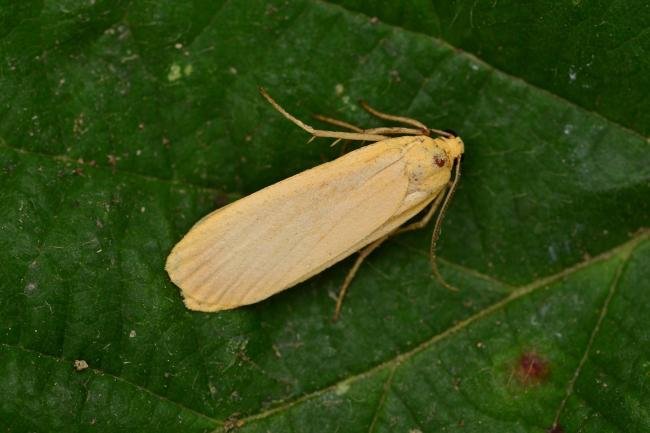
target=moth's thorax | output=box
[436,136,464,160]
[401,136,454,200]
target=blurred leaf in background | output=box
[1,1,648,432]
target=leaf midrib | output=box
[4,231,645,429]
[217,230,648,430]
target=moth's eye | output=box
[433,154,447,167]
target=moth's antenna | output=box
[430,157,462,291]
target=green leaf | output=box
[1,1,648,432]
[331,0,650,136]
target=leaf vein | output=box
[314,0,649,141]
[551,238,637,429]
[0,141,222,195]
[367,363,397,433]
[233,230,648,428]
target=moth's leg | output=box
[334,235,389,321]
[313,114,364,132]
[360,100,454,138]
[395,187,446,235]
[359,100,428,131]
[364,127,428,136]
[314,117,429,154]
[260,88,388,142]
[315,115,425,137]
[309,115,359,154]
[333,190,448,320]
[313,115,363,152]
[395,185,459,291]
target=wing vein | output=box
[229,157,407,305]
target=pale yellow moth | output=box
[166,89,464,319]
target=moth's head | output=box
[437,135,464,162]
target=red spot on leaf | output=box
[516,351,549,385]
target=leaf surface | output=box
[1,1,648,432]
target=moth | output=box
[166,89,464,319]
